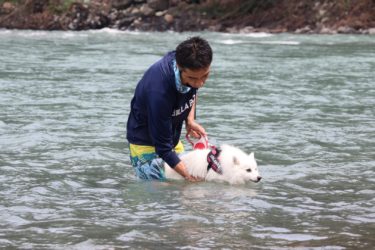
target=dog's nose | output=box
[256,176,262,182]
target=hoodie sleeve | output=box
[146,87,181,168]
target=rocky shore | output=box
[0,0,374,34]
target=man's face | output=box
[179,65,210,89]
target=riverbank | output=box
[1,0,374,34]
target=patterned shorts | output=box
[129,141,184,180]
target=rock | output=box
[225,27,238,33]
[131,17,142,29]
[140,4,154,16]
[239,26,255,33]
[164,13,173,24]
[169,0,179,7]
[368,28,375,35]
[269,27,286,33]
[320,26,337,34]
[108,9,118,21]
[131,7,141,15]
[155,10,167,17]
[121,7,133,15]
[148,0,169,11]
[32,0,47,13]
[207,24,222,32]
[64,3,90,30]
[1,0,374,33]
[352,20,364,30]
[1,2,15,14]
[112,0,133,10]
[68,20,78,30]
[2,2,13,9]
[87,13,110,29]
[117,16,136,28]
[295,25,312,34]
[337,26,355,34]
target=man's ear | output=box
[176,63,183,71]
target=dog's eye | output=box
[246,169,252,172]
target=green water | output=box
[0,29,374,249]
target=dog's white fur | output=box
[164,144,261,185]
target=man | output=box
[126,36,212,182]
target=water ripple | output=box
[1,30,374,249]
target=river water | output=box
[0,29,374,249]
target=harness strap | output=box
[207,148,223,175]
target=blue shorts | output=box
[129,142,184,180]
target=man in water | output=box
[126,36,212,182]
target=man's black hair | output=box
[176,36,213,70]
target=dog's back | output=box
[164,144,261,184]
[164,149,211,180]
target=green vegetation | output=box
[0,0,24,5]
[48,0,77,14]
[343,0,352,12]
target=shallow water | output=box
[0,29,374,249]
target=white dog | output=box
[164,144,261,185]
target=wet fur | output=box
[164,144,261,185]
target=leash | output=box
[185,132,210,150]
[185,132,223,175]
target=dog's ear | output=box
[233,156,240,165]
[249,152,255,161]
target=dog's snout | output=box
[256,176,262,182]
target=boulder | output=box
[368,28,375,35]
[148,0,169,11]
[140,4,154,16]
[1,2,15,14]
[155,10,167,17]
[112,0,133,10]
[169,0,179,7]
[239,26,256,33]
[108,9,118,21]
[117,16,136,28]
[87,13,110,29]
[337,26,355,34]
[295,25,312,34]
[320,26,337,34]
[131,17,142,29]
[131,7,141,15]
[164,13,173,24]
[207,24,222,32]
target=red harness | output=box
[186,133,223,175]
[207,148,223,174]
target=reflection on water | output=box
[0,30,374,249]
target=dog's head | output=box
[219,144,262,184]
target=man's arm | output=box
[186,97,206,138]
[174,160,202,182]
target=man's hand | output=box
[186,96,206,138]
[186,119,206,139]
[174,161,203,182]
[184,175,203,182]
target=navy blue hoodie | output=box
[126,51,197,168]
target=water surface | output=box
[0,29,374,249]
